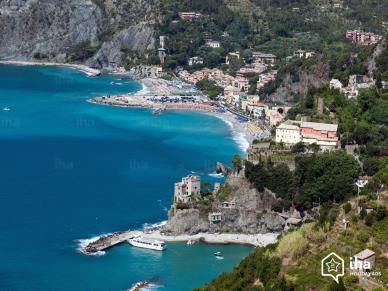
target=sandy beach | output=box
[89,76,268,152]
[0,60,101,76]
[143,231,279,247]
[79,228,279,256]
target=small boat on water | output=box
[208,172,224,178]
[3,106,10,111]
[187,240,195,245]
[128,236,166,251]
[152,107,165,115]
[214,251,224,259]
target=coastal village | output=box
[1,0,387,289]
[90,27,385,148]
[80,11,388,290]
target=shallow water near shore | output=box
[0,65,252,291]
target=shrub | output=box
[357,231,369,243]
[277,229,309,259]
[176,202,190,210]
[303,223,327,244]
[373,216,388,243]
[343,202,352,214]
[67,41,100,62]
[360,208,367,219]
[365,213,376,226]
[351,214,359,223]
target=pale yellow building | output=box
[275,121,301,144]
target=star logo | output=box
[321,252,345,283]
[326,258,341,272]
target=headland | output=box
[0,60,101,77]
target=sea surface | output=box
[0,65,252,291]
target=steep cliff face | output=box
[0,0,158,67]
[163,175,286,235]
[268,62,331,104]
[0,0,103,61]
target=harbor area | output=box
[88,78,218,112]
[80,228,278,255]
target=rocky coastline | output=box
[0,60,101,76]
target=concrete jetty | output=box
[81,230,142,255]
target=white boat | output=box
[208,172,224,178]
[3,106,10,111]
[128,236,166,251]
[187,240,195,245]
[214,251,224,259]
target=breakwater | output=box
[89,95,218,112]
[81,230,142,255]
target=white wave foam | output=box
[76,234,111,256]
[127,281,162,291]
[142,221,167,231]
[137,83,149,95]
[231,130,250,152]
[211,113,250,152]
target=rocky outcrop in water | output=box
[163,175,289,235]
[216,162,232,176]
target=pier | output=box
[81,230,142,255]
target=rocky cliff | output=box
[0,0,158,68]
[163,175,289,235]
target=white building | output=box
[226,51,240,65]
[275,121,301,144]
[329,79,343,90]
[205,40,221,48]
[353,249,375,271]
[188,56,204,66]
[174,175,201,203]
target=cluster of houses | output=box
[181,50,280,95]
[330,75,375,98]
[275,120,340,150]
[256,70,278,90]
[179,68,236,87]
[346,30,382,46]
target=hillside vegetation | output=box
[197,194,388,290]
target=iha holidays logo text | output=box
[321,251,381,283]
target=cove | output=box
[0,64,252,291]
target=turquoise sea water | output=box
[0,65,252,291]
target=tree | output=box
[343,202,352,214]
[232,154,243,172]
[328,277,346,291]
[291,142,306,153]
[201,182,212,197]
[308,143,320,153]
